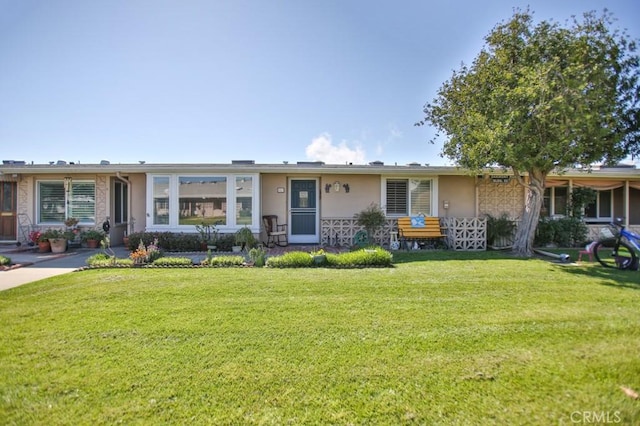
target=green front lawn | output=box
[1,252,639,424]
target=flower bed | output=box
[85,247,393,269]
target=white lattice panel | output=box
[442,217,487,251]
[322,217,485,251]
[321,218,395,247]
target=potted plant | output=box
[30,230,50,252]
[235,227,256,252]
[43,229,67,253]
[486,213,516,249]
[81,229,105,249]
[196,222,219,251]
[354,203,387,245]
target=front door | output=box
[289,179,319,244]
[0,182,17,241]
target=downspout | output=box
[116,172,133,236]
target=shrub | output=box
[266,248,393,268]
[152,257,193,266]
[354,203,386,244]
[202,255,245,267]
[266,251,314,268]
[216,234,236,252]
[329,248,393,268]
[0,255,11,266]
[85,252,111,266]
[126,232,201,252]
[486,213,516,246]
[87,257,133,268]
[534,217,588,247]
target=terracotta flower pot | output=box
[38,241,51,253]
[86,239,100,249]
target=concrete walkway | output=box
[0,244,129,291]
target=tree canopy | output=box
[419,9,640,256]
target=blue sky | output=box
[1,0,639,166]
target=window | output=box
[236,176,253,226]
[178,176,227,226]
[542,187,568,217]
[386,180,407,215]
[148,174,259,230]
[385,178,433,216]
[37,180,95,224]
[114,181,128,224]
[153,176,170,225]
[585,190,613,221]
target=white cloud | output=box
[305,133,366,164]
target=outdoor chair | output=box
[263,215,288,247]
[578,241,596,262]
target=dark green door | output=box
[289,179,318,243]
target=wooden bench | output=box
[397,216,446,249]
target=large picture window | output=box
[37,180,95,224]
[385,178,433,216]
[178,176,227,226]
[148,174,259,230]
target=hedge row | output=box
[126,232,238,252]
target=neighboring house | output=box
[1,159,639,250]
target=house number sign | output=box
[490,175,510,183]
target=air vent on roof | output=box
[369,161,384,166]
[231,160,255,165]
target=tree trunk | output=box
[512,169,546,257]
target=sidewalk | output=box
[0,244,129,291]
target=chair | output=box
[578,241,596,262]
[263,215,288,247]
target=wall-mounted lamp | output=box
[333,181,340,192]
[343,183,350,193]
[325,183,331,193]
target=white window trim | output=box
[36,179,96,225]
[543,187,568,218]
[585,189,614,223]
[146,173,260,233]
[381,176,439,217]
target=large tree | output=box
[419,9,640,256]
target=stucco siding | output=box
[260,174,288,222]
[320,175,381,217]
[437,175,476,218]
